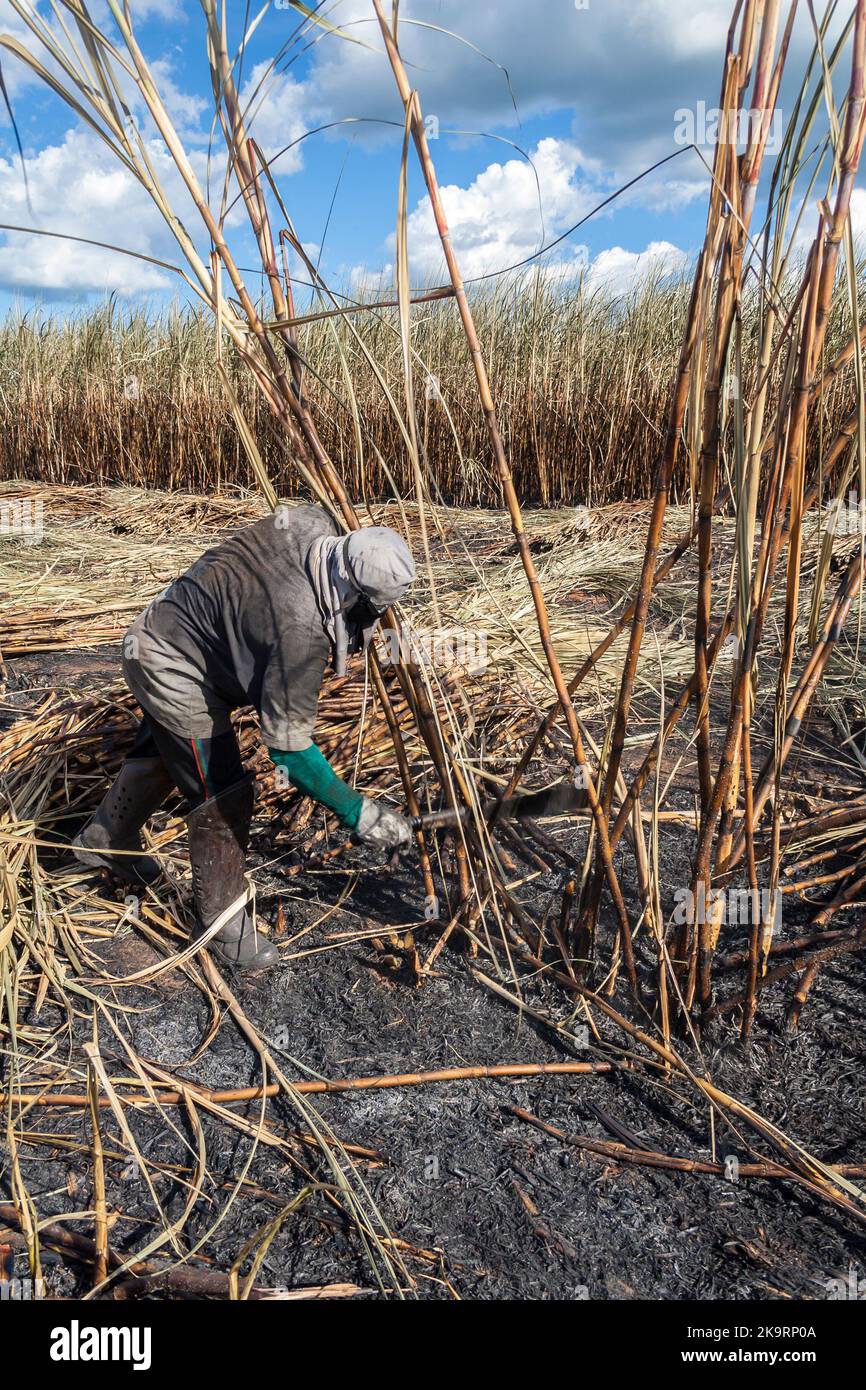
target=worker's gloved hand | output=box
[355,797,412,851]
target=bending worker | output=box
[73,504,416,972]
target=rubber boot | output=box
[187,778,279,973]
[72,757,173,886]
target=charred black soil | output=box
[3,643,865,1302]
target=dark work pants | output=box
[126,711,245,810]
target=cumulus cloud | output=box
[585,240,690,295]
[122,0,183,17]
[396,137,602,281]
[347,262,394,294]
[0,129,198,296]
[0,34,278,299]
[303,0,736,137]
[0,0,45,101]
[0,0,851,300]
[238,60,317,174]
[0,18,205,165]
[0,10,318,298]
[625,1,730,58]
[850,188,866,245]
[299,0,827,174]
[0,1,182,105]
[787,187,866,265]
[353,131,688,303]
[149,57,209,142]
[361,135,688,304]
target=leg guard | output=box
[73,756,173,886]
[187,778,278,972]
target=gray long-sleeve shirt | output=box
[122,504,338,749]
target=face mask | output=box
[346,594,386,626]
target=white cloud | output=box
[0,0,44,100]
[0,23,320,298]
[347,262,394,294]
[1,0,849,301]
[303,0,736,122]
[627,172,710,214]
[120,0,183,16]
[0,1,180,104]
[585,240,690,296]
[298,1,798,166]
[358,135,690,301]
[237,60,316,175]
[0,15,207,157]
[397,136,601,281]
[0,129,196,296]
[788,188,866,264]
[850,188,866,244]
[149,57,209,142]
[625,1,730,58]
[297,0,844,221]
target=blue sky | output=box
[0,0,859,316]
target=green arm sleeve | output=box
[269,742,364,829]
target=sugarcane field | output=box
[2,0,866,1350]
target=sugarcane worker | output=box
[73,505,416,972]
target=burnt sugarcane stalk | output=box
[693,0,787,822]
[372,0,641,998]
[597,1,757,826]
[691,6,866,1017]
[688,241,824,1010]
[721,5,866,882]
[737,547,866,854]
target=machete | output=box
[410,780,589,832]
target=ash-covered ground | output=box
[3,647,866,1302]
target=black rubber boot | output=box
[187,778,279,973]
[73,757,173,886]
